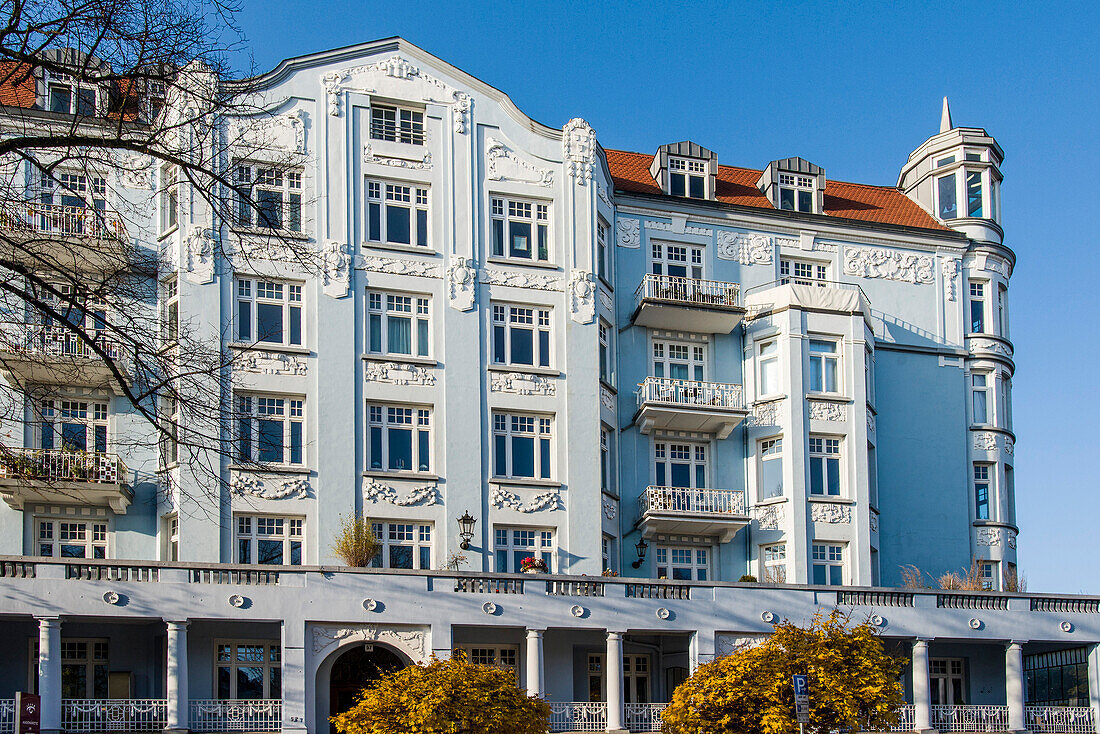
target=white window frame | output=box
[650,241,704,279]
[971,372,991,426]
[163,276,179,344]
[160,163,178,232]
[654,440,708,489]
[492,303,551,368]
[214,640,282,700]
[28,638,110,699]
[761,543,787,583]
[977,560,998,591]
[37,397,109,453]
[968,280,987,334]
[366,290,431,358]
[778,172,815,213]
[668,157,707,199]
[655,545,710,581]
[234,514,303,566]
[973,463,993,521]
[780,258,828,286]
[490,196,551,263]
[492,412,553,480]
[596,219,611,282]
[600,426,614,494]
[758,437,784,500]
[369,521,433,570]
[35,517,109,559]
[1000,373,1012,431]
[757,339,779,397]
[808,436,842,497]
[369,104,425,145]
[366,404,432,473]
[235,277,304,347]
[46,72,101,116]
[493,526,554,573]
[602,534,617,574]
[811,542,845,586]
[652,339,706,381]
[865,347,876,405]
[599,320,614,386]
[165,514,179,562]
[365,179,430,248]
[459,645,519,676]
[236,394,304,466]
[233,161,303,233]
[997,284,1008,337]
[808,337,840,394]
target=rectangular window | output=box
[370,104,425,145]
[166,515,179,562]
[654,441,707,489]
[669,157,707,198]
[492,304,551,368]
[758,438,783,500]
[971,373,990,425]
[491,197,550,262]
[598,320,613,385]
[969,281,986,333]
[778,173,814,213]
[459,646,518,676]
[780,258,827,286]
[367,291,430,357]
[966,170,984,217]
[974,464,992,520]
[366,180,429,247]
[37,519,108,559]
[367,404,431,473]
[162,394,179,467]
[757,339,779,397]
[652,339,706,381]
[602,534,617,574]
[808,339,839,393]
[215,641,282,699]
[38,399,108,453]
[1001,375,1012,431]
[596,220,610,282]
[938,173,958,219]
[650,241,704,279]
[811,543,844,586]
[494,526,554,573]
[160,164,178,231]
[29,638,110,699]
[236,395,304,465]
[235,278,303,346]
[234,163,303,232]
[978,560,997,591]
[234,515,303,566]
[997,285,1008,337]
[761,543,786,583]
[865,348,876,404]
[600,427,614,493]
[163,276,179,344]
[809,436,842,496]
[370,522,433,570]
[655,545,709,581]
[492,413,553,479]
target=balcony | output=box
[190,699,283,732]
[632,274,744,333]
[933,705,1010,732]
[0,448,132,513]
[634,377,747,438]
[637,486,749,542]
[0,202,126,240]
[0,323,123,392]
[744,278,872,326]
[61,699,167,732]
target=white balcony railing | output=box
[891,704,916,731]
[548,702,607,732]
[189,699,282,732]
[624,702,667,732]
[639,486,747,517]
[1026,707,1097,734]
[933,705,1010,732]
[635,273,740,309]
[0,203,126,239]
[0,448,127,484]
[2,323,118,359]
[61,699,167,732]
[636,377,744,411]
[0,700,13,734]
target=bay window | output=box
[809,436,841,496]
[493,412,552,480]
[492,304,551,368]
[370,522,433,569]
[758,437,783,500]
[367,404,431,473]
[808,338,839,393]
[36,519,108,559]
[757,339,779,396]
[494,527,554,573]
[761,543,787,583]
[215,641,281,699]
[235,278,303,346]
[491,196,550,262]
[234,515,303,565]
[974,464,992,520]
[367,290,430,357]
[366,180,429,247]
[234,162,303,232]
[812,543,844,585]
[971,373,990,425]
[237,395,304,465]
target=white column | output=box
[525,629,544,698]
[606,631,626,734]
[166,621,189,732]
[37,617,61,734]
[1006,641,1026,732]
[1088,644,1100,732]
[912,638,933,733]
[281,622,307,734]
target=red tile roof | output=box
[604,148,950,232]
[0,62,37,108]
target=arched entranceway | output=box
[328,644,406,733]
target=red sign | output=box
[16,692,40,734]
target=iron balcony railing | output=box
[2,323,118,359]
[636,376,744,411]
[1025,707,1097,734]
[932,704,1010,732]
[61,699,167,732]
[623,703,667,732]
[0,203,126,239]
[548,702,607,732]
[368,119,426,146]
[0,448,128,484]
[189,699,282,732]
[890,704,916,732]
[635,273,741,309]
[639,485,747,518]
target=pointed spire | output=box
[940,96,953,133]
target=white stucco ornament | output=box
[717,231,773,265]
[184,227,215,284]
[229,594,246,608]
[489,371,555,396]
[362,598,378,612]
[1060,621,1074,633]
[102,590,120,605]
[235,351,308,376]
[446,256,478,311]
[616,218,640,248]
[322,241,352,298]
[870,614,886,627]
[491,486,561,513]
[482,602,497,615]
[562,118,596,184]
[844,246,935,284]
[485,137,554,187]
[310,624,428,662]
[655,607,671,620]
[942,257,960,301]
[761,611,776,623]
[570,605,585,618]
[968,618,982,630]
[569,270,596,324]
[364,482,439,507]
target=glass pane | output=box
[509,221,531,258]
[238,538,251,564]
[257,539,283,565]
[387,205,411,244]
[494,435,507,476]
[388,428,412,470]
[289,306,301,345]
[256,303,283,343]
[236,667,264,699]
[416,209,428,246]
[938,174,957,218]
[493,325,506,363]
[669,173,685,197]
[238,301,251,341]
[809,359,822,391]
[50,86,72,113]
[390,545,413,569]
[810,457,823,495]
[780,188,795,210]
[289,422,302,464]
[290,540,301,565]
[417,319,429,356]
[62,664,87,698]
[387,317,412,354]
[62,423,87,451]
[368,202,381,240]
[971,300,984,333]
[761,457,783,499]
[966,171,983,217]
[258,419,283,463]
[270,668,281,699]
[511,436,535,477]
[419,546,430,569]
[827,458,840,495]
[689,175,705,199]
[540,438,550,479]
[973,392,987,424]
[418,430,430,472]
[670,463,690,488]
[825,360,837,392]
[369,314,382,352]
[798,190,813,212]
[829,565,842,585]
[76,88,96,116]
[672,568,691,581]
[370,427,383,469]
[257,189,282,228]
[812,564,826,585]
[60,545,85,558]
[492,219,504,256]
[510,328,533,365]
[218,666,231,699]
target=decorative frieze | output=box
[598,289,614,313]
[715,635,765,658]
[747,399,783,427]
[311,624,427,661]
[486,137,554,187]
[754,504,784,530]
[600,385,615,412]
[322,241,351,298]
[235,351,308,376]
[973,432,998,451]
[363,143,432,169]
[616,218,640,248]
[810,503,852,524]
[975,527,1003,546]
[808,400,845,422]
[942,257,960,301]
[969,339,1013,358]
[229,109,306,155]
[364,361,436,386]
[489,371,555,396]
[445,256,478,311]
[569,270,596,324]
[358,255,442,279]
[118,153,153,189]
[843,246,935,284]
[562,118,596,184]
[364,481,438,506]
[231,474,311,500]
[869,512,879,533]
[480,267,562,291]
[716,232,773,265]
[491,486,561,512]
[184,227,215,284]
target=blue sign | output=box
[792,675,809,696]
[792,675,810,723]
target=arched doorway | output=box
[328,644,406,733]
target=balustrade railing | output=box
[635,273,740,309]
[0,448,127,484]
[0,203,125,238]
[548,702,608,732]
[0,700,13,734]
[547,579,604,597]
[624,702,667,732]
[1026,706,1097,733]
[189,699,282,732]
[636,377,744,410]
[890,704,916,731]
[1,323,118,359]
[626,582,691,600]
[932,705,1010,732]
[61,699,167,732]
[639,485,747,517]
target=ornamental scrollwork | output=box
[810,503,852,524]
[364,482,438,506]
[491,486,561,513]
[616,218,640,248]
[843,246,934,284]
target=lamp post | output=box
[631,537,648,569]
[457,511,476,550]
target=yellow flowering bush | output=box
[662,610,905,734]
[331,652,550,734]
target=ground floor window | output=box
[587,653,650,703]
[215,641,281,699]
[370,521,432,569]
[655,545,709,581]
[1025,647,1090,706]
[761,543,787,583]
[811,543,844,585]
[494,526,553,573]
[930,658,966,705]
[458,645,518,677]
[234,515,303,565]
[28,638,108,698]
[36,518,108,559]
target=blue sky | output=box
[234,1,1100,593]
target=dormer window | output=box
[669,157,707,198]
[370,104,425,146]
[47,73,98,116]
[778,173,815,213]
